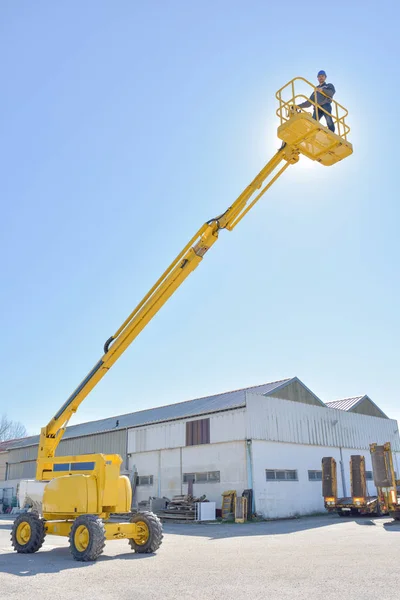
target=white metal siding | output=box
[127,409,246,454]
[129,421,185,453]
[56,430,127,460]
[210,409,246,443]
[246,392,400,450]
[7,460,36,480]
[7,445,37,464]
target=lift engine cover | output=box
[43,474,98,516]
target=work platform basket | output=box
[276,77,353,166]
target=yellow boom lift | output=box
[11,78,352,561]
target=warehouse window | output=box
[365,471,373,481]
[266,469,298,481]
[186,418,210,446]
[308,470,322,481]
[183,471,220,483]
[136,475,154,486]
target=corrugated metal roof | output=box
[326,395,388,419]
[0,438,25,452]
[325,397,365,411]
[9,378,293,449]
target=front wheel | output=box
[69,515,106,562]
[128,511,163,553]
[11,512,46,554]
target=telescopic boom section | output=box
[38,147,298,462]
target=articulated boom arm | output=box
[38,146,298,465]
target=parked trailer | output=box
[322,455,384,516]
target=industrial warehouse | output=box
[1,376,398,519]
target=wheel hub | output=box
[134,521,150,545]
[74,525,90,551]
[16,522,31,545]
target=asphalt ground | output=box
[1,514,400,600]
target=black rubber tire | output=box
[69,515,106,562]
[11,512,46,554]
[128,511,163,554]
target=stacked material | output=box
[157,494,207,521]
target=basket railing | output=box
[276,77,350,141]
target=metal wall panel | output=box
[4,431,128,481]
[128,421,185,453]
[127,409,246,454]
[7,460,36,480]
[0,453,8,481]
[246,392,400,450]
[7,445,38,464]
[56,430,127,461]
[211,410,246,443]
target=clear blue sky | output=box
[1,1,399,434]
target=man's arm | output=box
[298,90,315,108]
[298,99,312,108]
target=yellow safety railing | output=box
[276,77,350,141]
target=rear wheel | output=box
[11,512,46,554]
[128,511,163,553]
[69,515,106,562]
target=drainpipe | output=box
[124,427,129,470]
[246,440,255,513]
[180,447,183,495]
[339,447,347,497]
